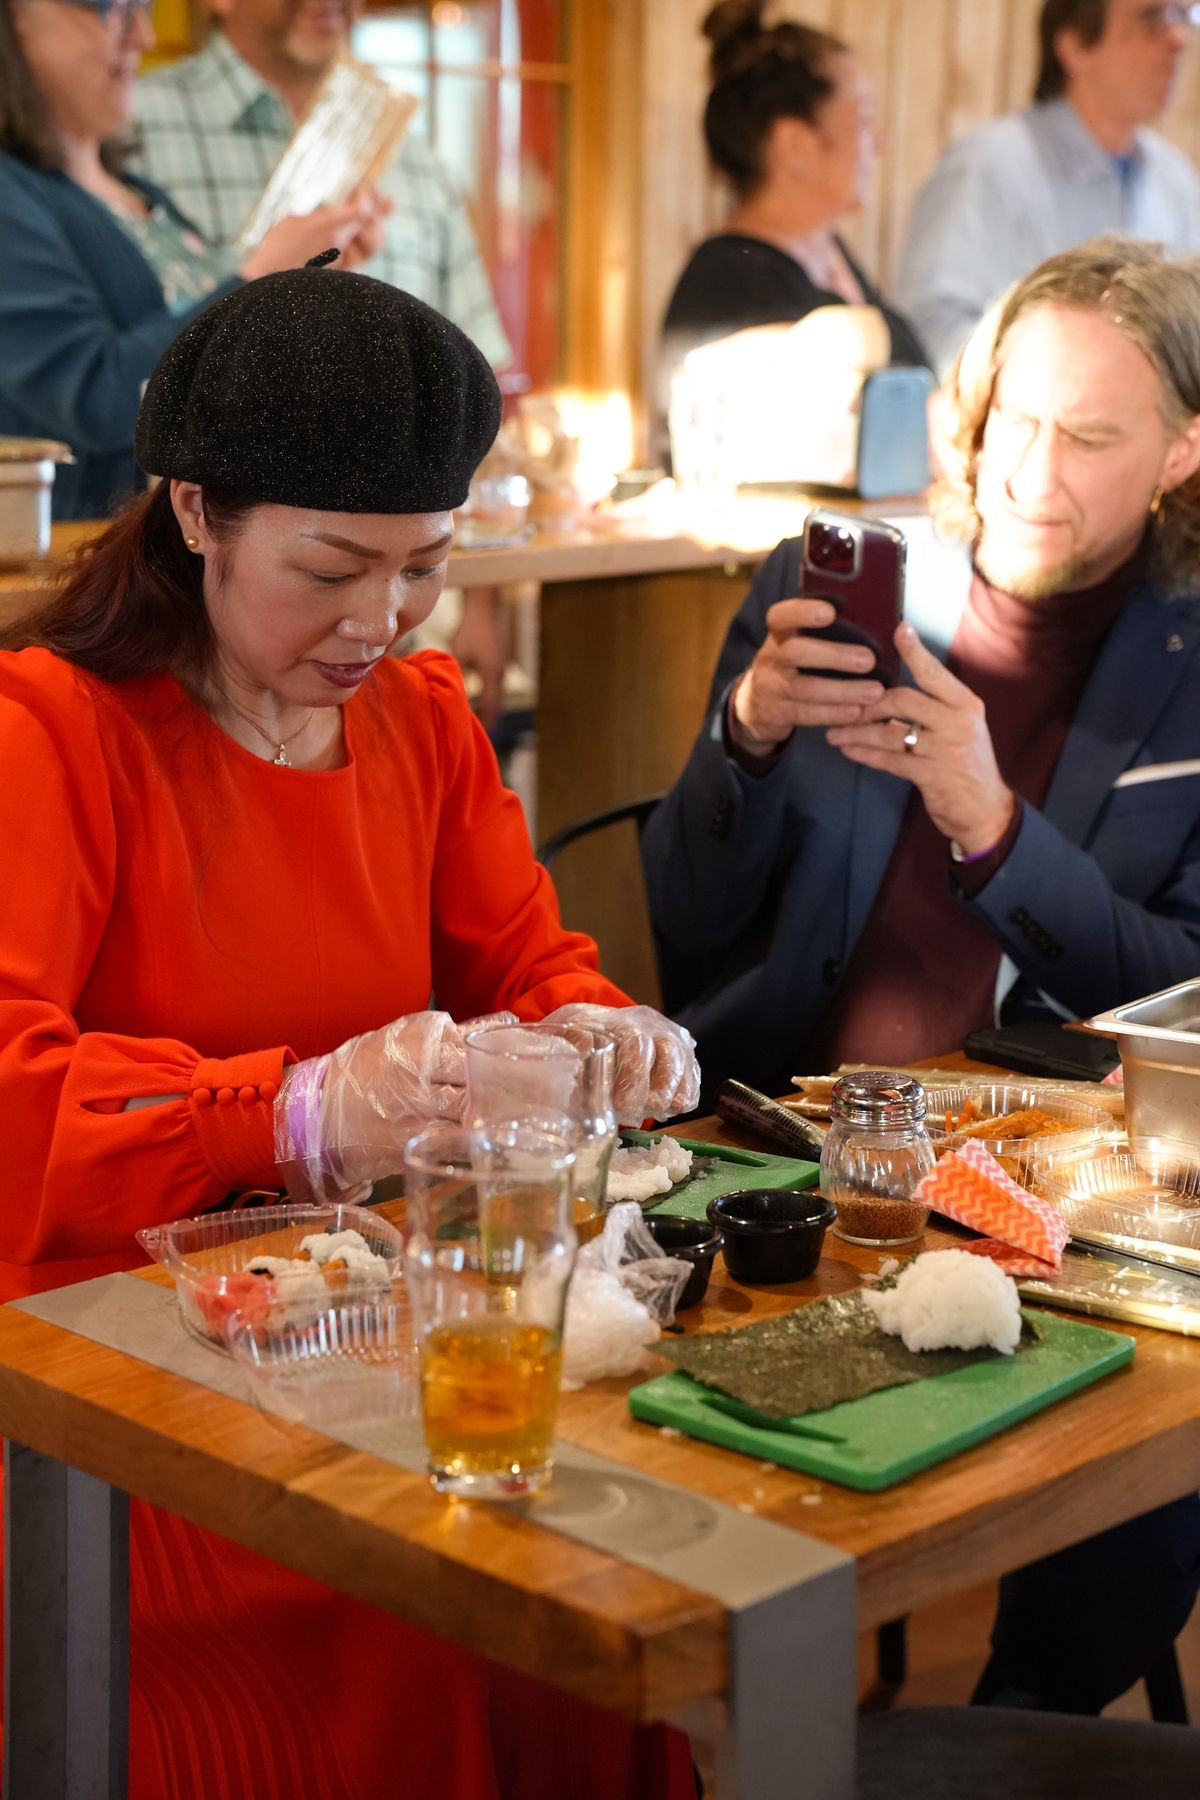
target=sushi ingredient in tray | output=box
[606,1139,693,1203]
[861,1249,1022,1354]
[195,1227,392,1338]
[942,1097,1077,1142]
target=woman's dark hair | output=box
[701,1,848,197]
[0,0,61,166]
[1035,0,1110,103]
[0,482,258,681]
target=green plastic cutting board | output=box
[619,1131,820,1223]
[628,1310,1134,1490]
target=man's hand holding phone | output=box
[826,622,1015,856]
[729,598,885,754]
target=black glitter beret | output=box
[136,266,502,512]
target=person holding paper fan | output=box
[131,0,511,370]
[0,0,387,520]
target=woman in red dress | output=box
[0,263,698,1797]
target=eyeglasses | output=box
[1135,3,1200,32]
[61,0,153,33]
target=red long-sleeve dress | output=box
[0,645,693,1799]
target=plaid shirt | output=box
[128,33,511,367]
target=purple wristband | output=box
[281,1058,328,1187]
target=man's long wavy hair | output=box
[931,236,1200,594]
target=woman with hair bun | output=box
[661,1,927,398]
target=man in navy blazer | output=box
[646,240,1200,1107]
[644,236,1200,1715]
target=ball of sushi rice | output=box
[861,1248,1022,1355]
[605,1139,693,1203]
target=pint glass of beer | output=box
[403,1122,577,1498]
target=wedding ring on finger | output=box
[901,722,921,753]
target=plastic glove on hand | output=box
[275,1009,518,1198]
[538,1003,699,1124]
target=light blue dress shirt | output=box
[895,99,1200,376]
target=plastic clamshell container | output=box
[224,1289,418,1430]
[924,1084,1112,1187]
[1084,979,1200,1155]
[136,1203,404,1348]
[1031,1138,1200,1275]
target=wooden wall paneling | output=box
[946,0,1012,145]
[1002,0,1044,113]
[638,1,726,438]
[834,0,896,278]
[879,0,955,284]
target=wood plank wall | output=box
[638,0,1200,416]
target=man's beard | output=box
[282,4,348,74]
[282,35,343,75]
[974,532,1092,599]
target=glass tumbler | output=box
[464,1023,618,1245]
[819,1072,935,1248]
[403,1121,576,1498]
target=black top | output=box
[655,232,929,472]
[661,231,928,368]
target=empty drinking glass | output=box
[464,1022,618,1244]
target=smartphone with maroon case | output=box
[797,508,907,686]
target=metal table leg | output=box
[672,1547,857,1800]
[4,1441,129,1800]
[532,1444,857,1800]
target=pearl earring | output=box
[185,535,200,551]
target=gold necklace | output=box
[218,692,315,767]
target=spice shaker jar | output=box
[819,1072,935,1247]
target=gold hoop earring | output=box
[1150,486,1165,519]
[185,535,201,551]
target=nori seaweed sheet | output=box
[658,1291,1040,1418]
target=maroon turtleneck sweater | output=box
[806,557,1137,1067]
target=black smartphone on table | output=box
[963,1021,1120,1082]
[798,509,907,686]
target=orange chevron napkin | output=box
[914,1139,1069,1272]
[958,1240,1063,1278]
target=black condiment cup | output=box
[706,1189,837,1286]
[643,1214,724,1310]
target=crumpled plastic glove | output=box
[561,1203,691,1389]
[537,1003,700,1125]
[274,1009,517,1200]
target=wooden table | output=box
[2,1075,1200,1799]
[0,497,930,998]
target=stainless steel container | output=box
[1085,980,1200,1153]
[0,438,73,567]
